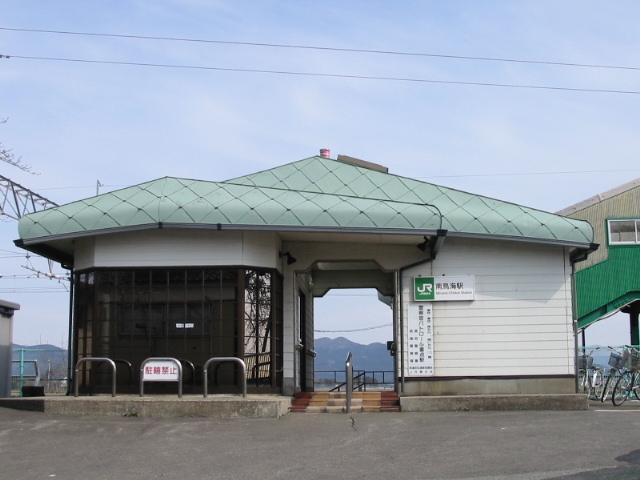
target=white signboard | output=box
[142,360,180,382]
[405,302,434,377]
[414,276,475,302]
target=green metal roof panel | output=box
[18,156,593,246]
[227,156,593,243]
[18,176,443,241]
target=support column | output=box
[622,301,640,347]
[630,310,640,347]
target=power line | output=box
[315,322,392,333]
[416,167,640,180]
[0,288,68,293]
[27,168,640,195]
[2,26,639,72]
[3,54,640,95]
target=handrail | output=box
[345,351,353,413]
[74,357,117,397]
[353,372,366,392]
[203,357,247,398]
[318,369,394,392]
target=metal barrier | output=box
[203,357,247,398]
[140,357,183,398]
[345,351,353,413]
[12,347,68,396]
[74,357,117,397]
[112,359,133,385]
[180,359,196,385]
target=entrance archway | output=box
[313,288,394,391]
[298,260,396,392]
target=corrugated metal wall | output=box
[575,248,640,324]
[566,183,640,326]
[567,186,640,271]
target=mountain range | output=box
[313,337,393,372]
[11,339,393,375]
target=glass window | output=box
[73,267,282,393]
[608,219,640,245]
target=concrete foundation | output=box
[400,394,588,412]
[401,377,576,396]
[0,395,292,419]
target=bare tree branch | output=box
[1,118,39,174]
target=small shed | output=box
[0,299,20,397]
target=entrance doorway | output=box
[313,288,394,392]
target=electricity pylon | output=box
[0,174,57,220]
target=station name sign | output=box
[414,276,475,302]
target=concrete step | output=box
[289,391,400,413]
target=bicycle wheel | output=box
[601,369,618,402]
[577,369,588,394]
[634,373,640,401]
[591,369,605,400]
[612,371,634,406]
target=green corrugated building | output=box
[557,178,640,345]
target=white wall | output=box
[403,238,574,378]
[74,229,281,270]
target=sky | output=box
[1,1,639,347]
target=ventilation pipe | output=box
[319,148,330,158]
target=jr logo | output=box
[414,277,435,301]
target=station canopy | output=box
[16,156,593,265]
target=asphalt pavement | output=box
[1,400,640,480]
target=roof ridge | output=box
[557,176,640,216]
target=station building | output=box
[15,154,595,397]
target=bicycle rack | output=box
[74,357,117,397]
[98,359,133,385]
[180,359,196,385]
[140,357,183,398]
[203,357,247,398]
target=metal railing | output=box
[74,357,117,397]
[11,347,68,396]
[345,352,353,413]
[203,357,247,398]
[180,359,196,385]
[316,370,394,392]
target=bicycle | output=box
[600,346,625,403]
[577,347,605,400]
[611,347,640,406]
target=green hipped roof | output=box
[17,156,593,247]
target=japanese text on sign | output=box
[405,302,434,377]
[142,360,180,381]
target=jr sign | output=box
[414,276,475,302]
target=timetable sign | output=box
[405,302,434,377]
